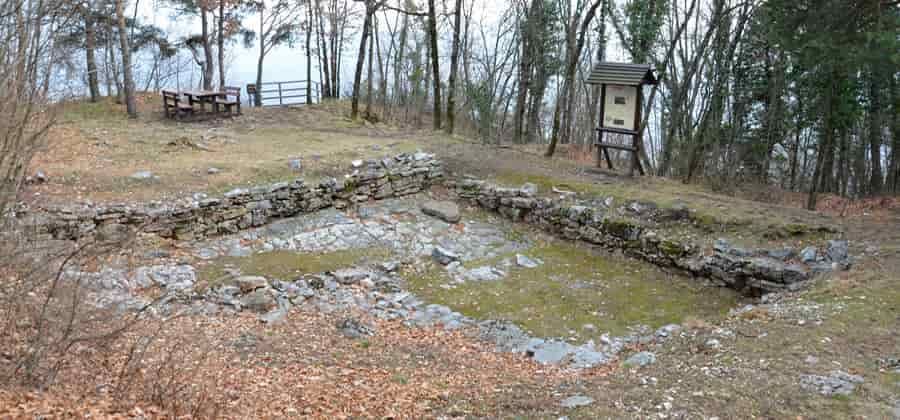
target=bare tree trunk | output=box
[351,3,373,119]
[115,0,137,117]
[200,7,214,90]
[394,2,409,107]
[316,0,332,99]
[808,79,836,210]
[84,6,101,101]
[218,0,226,89]
[306,0,314,103]
[445,0,462,134]
[513,0,540,144]
[547,0,602,157]
[375,13,387,114]
[426,0,441,130]
[365,12,375,117]
[255,11,265,106]
[789,99,803,191]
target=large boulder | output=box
[234,275,268,293]
[432,246,460,265]
[421,200,461,223]
[240,288,277,313]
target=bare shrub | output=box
[0,228,140,387]
[0,2,222,414]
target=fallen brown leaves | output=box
[0,307,612,419]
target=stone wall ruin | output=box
[12,151,850,295]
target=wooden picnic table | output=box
[162,87,242,120]
[182,90,226,113]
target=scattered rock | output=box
[624,351,657,367]
[560,395,594,408]
[134,265,196,291]
[552,186,577,198]
[351,159,364,168]
[569,344,612,369]
[378,261,401,272]
[705,338,722,350]
[260,307,288,324]
[129,171,157,181]
[337,317,374,338]
[515,254,541,268]
[240,288,277,313]
[227,245,252,257]
[332,268,370,285]
[767,248,795,261]
[25,170,49,184]
[655,324,682,340]
[528,340,573,365]
[420,200,461,223]
[800,371,864,396]
[713,238,731,253]
[800,246,818,263]
[826,239,849,263]
[462,266,506,282]
[521,183,538,196]
[234,276,268,293]
[207,167,221,175]
[432,246,460,265]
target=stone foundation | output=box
[15,152,443,242]
[447,177,849,295]
[13,151,849,295]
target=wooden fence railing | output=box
[246,80,321,107]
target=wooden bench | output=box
[162,90,193,120]
[595,127,645,176]
[216,86,241,115]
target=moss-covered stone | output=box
[602,218,641,241]
[659,239,687,258]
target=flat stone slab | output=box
[560,395,594,408]
[624,351,657,367]
[800,371,864,396]
[432,246,461,265]
[235,275,268,293]
[421,200,461,223]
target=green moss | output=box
[601,218,639,240]
[403,239,739,338]
[693,213,722,231]
[197,248,391,286]
[785,223,809,235]
[659,239,686,258]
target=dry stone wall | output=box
[15,152,443,242]
[447,178,850,295]
[13,150,849,295]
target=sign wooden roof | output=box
[586,62,658,86]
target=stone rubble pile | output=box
[69,259,633,370]
[16,152,443,242]
[447,178,851,294]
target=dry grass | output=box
[25,96,434,204]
